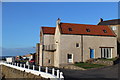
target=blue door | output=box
[90,49,94,58]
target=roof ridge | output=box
[102,19,120,22]
[61,22,107,26]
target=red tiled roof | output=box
[41,27,55,34]
[59,23,116,36]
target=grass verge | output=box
[74,62,105,69]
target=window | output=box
[48,59,51,63]
[112,26,116,30]
[101,48,112,58]
[103,30,107,33]
[76,43,79,48]
[67,54,72,59]
[86,29,90,32]
[67,54,73,63]
[68,28,72,31]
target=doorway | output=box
[90,49,95,58]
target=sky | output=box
[1,2,118,56]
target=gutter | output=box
[81,35,84,62]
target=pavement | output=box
[59,63,120,80]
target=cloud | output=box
[1,47,36,56]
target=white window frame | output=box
[110,48,112,58]
[111,26,116,30]
[101,48,112,59]
[67,54,73,63]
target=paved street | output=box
[60,64,120,80]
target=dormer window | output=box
[68,28,72,31]
[86,29,90,32]
[103,30,107,33]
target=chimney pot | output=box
[58,18,60,20]
[100,18,103,22]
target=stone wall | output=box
[59,64,85,70]
[91,60,114,66]
[0,65,48,80]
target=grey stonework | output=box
[91,60,114,66]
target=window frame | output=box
[103,30,107,33]
[68,28,72,31]
[76,43,80,48]
[86,29,90,32]
[48,59,51,64]
[101,48,112,59]
[112,26,116,30]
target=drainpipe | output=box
[81,35,84,62]
[42,35,44,66]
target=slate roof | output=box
[98,19,120,25]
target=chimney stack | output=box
[56,18,61,25]
[100,18,103,22]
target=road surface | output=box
[60,64,120,80]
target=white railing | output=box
[0,61,64,80]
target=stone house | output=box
[6,57,15,63]
[98,18,120,56]
[35,43,40,65]
[37,18,117,68]
[22,54,34,61]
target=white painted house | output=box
[6,57,15,63]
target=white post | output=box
[57,70,60,78]
[52,68,55,75]
[28,65,29,69]
[17,63,18,66]
[20,64,22,67]
[15,63,16,66]
[33,65,35,70]
[46,67,48,73]
[24,64,25,68]
[60,72,64,78]
[39,66,41,71]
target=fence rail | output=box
[0,61,64,80]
